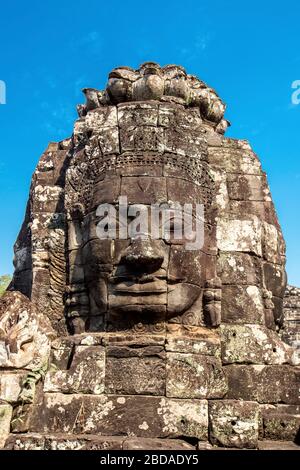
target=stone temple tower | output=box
[0,63,299,450]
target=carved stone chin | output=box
[1,62,299,450]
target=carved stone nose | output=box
[121,239,164,273]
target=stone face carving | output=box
[0,62,299,450]
[67,162,217,334]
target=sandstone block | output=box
[118,103,158,127]
[217,252,262,286]
[85,107,118,131]
[50,338,74,370]
[210,168,228,213]
[207,147,262,175]
[225,365,300,404]
[98,126,119,154]
[123,437,194,450]
[227,174,269,202]
[220,324,295,365]
[120,126,164,152]
[166,352,227,399]
[5,433,124,450]
[105,345,166,395]
[221,285,265,324]
[44,346,105,394]
[0,372,26,403]
[216,218,262,256]
[32,185,64,213]
[161,128,206,158]
[165,324,221,356]
[260,404,300,441]
[209,400,259,448]
[263,262,286,298]
[90,177,121,207]
[0,403,12,448]
[262,222,281,264]
[29,393,208,440]
[258,440,300,450]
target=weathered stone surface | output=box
[29,393,208,440]
[102,333,165,347]
[90,177,121,207]
[0,291,55,369]
[217,252,262,286]
[121,176,167,205]
[210,168,228,213]
[5,433,124,450]
[216,218,262,256]
[0,372,26,403]
[209,400,259,448]
[11,403,34,433]
[105,345,165,395]
[257,440,300,450]
[220,324,297,365]
[227,200,266,222]
[98,126,120,154]
[5,433,196,450]
[120,126,164,152]
[166,352,227,399]
[50,338,74,369]
[0,403,12,448]
[32,185,64,213]
[282,285,300,355]
[225,365,300,403]
[44,346,105,394]
[262,222,283,264]
[260,405,300,441]
[207,146,262,173]
[123,437,195,450]
[227,174,270,202]
[221,285,265,324]
[197,441,214,450]
[165,324,221,356]
[118,103,158,128]
[168,246,209,286]
[263,262,286,298]
[85,107,118,130]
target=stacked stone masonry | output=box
[0,62,299,450]
[282,286,300,354]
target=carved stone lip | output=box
[110,279,167,294]
[110,274,167,283]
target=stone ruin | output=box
[0,62,299,451]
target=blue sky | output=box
[0,0,300,285]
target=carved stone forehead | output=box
[66,152,215,217]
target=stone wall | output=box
[1,327,300,450]
[282,286,300,352]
